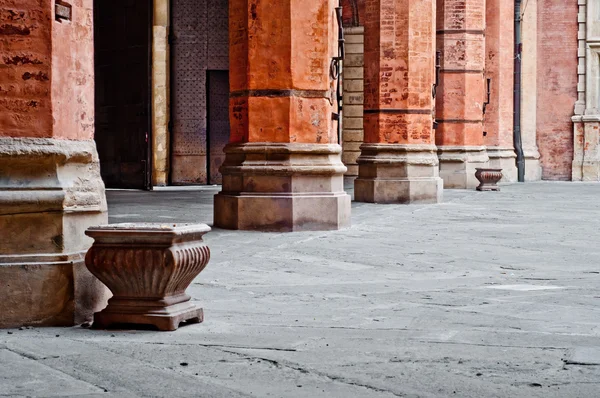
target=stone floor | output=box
[3,182,600,397]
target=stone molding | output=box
[0,138,107,215]
[219,143,348,177]
[356,144,440,166]
[437,146,488,162]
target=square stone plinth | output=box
[85,223,211,331]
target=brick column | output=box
[436,0,489,188]
[354,0,443,204]
[214,0,351,231]
[484,0,517,182]
[0,0,109,327]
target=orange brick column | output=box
[436,0,489,188]
[214,0,351,231]
[0,0,109,327]
[354,0,443,204]
[484,0,517,182]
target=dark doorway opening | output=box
[93,0,152,190]
[207,70,230,185]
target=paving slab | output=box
[2,182,600,397]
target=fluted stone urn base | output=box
[85,223,211,331]
[475,168,503,192]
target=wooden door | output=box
[207,70,230,185]
[94,0,152,189]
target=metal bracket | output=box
[432,51,441,99]
[482,77,492,115]
[330,5,345,143]
[330,6,345,80]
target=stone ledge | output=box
[0,138,106,215]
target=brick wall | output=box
[537,0,578,180]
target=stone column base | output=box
[0,138,110,328]
[524,148,542,181]
[214,143,351,232]
[354,144,443,204]
[487,146,518,182]
[572,117,600,181]
[572,160,600,181]
[438,146,489,189]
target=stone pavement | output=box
[2,182,600,397]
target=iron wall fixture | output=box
[331,5,345,144]
[432,51,442,99]
[432,51,442,130]
[483,78,492,115]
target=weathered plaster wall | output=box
[52,0,95,140]
[0,0,53,138]
[537,0,578,180]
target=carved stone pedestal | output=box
[0,138,109,328]
[354,144,443,204]
[85,223,211,331]
[214,143,351,232]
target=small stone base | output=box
[93,297,203,332]
[85,223,211,332]
[572,117,600,181]
[215,194,350,232]
[354,144,443,204]
[524,155,542,182]
[214,143,351,231]
[438,146,489,189]
[487,146,517,183]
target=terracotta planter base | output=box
[85,223,211,332]
[93,299,203,332]
[475,168,503,192]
